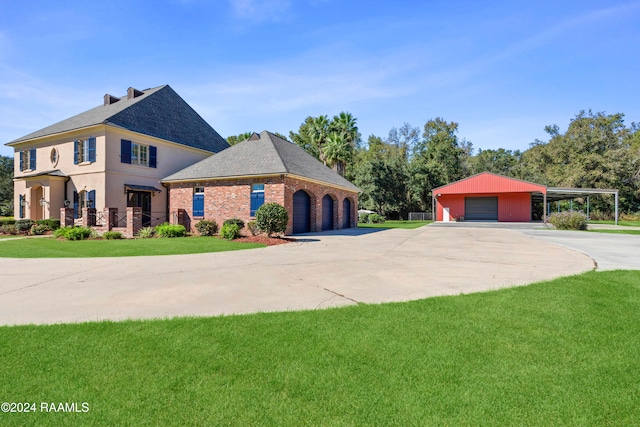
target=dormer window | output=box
[74,137,96,164]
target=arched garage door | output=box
[322,195,334,231]
[342,198,351,228]
[293,190,311,234]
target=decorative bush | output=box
[36,218,61,230]
[368,213,386,224]
[548,211,588,230]
[220,223,241,240]
[247,220,259,236]
[15,219,35,233]
[0,224,18,235]
[103,231,124,240]
[223,218,245,230]
[0,217,15,227]
[358,213,370,223]
[137,227,155,239]
[155,223,187,238]
[29,224,49,235]
[55,226,93,240]
[255,203,288,237]
[195,220,218,236]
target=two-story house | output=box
[6,85,229,226]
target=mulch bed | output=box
[235,235,295,246]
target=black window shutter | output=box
[19,194,24,218]
[19,151,24,171]
[121,140,132,164]
[29,149,36,170]
[88,190,96,208]
[74,140,79,164]
[149,146,157,168]
[73,191,79,219]
[88,137,96,162]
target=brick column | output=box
[127,207,142,237]
[104,207,117,230]
[60,208,74,227]
[81,208,96,227]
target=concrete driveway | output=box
[0,226,596,326]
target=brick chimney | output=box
[103,94,120,106]
[127,87,144,100]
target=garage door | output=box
[465,197,498,221]
[322,195,334,231]
[293,190,311,234]
[342,198,351,228]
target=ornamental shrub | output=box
[255,203,288,237]
[0,224,18,235]
[220,223,241,240]
[155,223,187,238]
[15,219,35,233]
[247,220,259,236]
[29,224,49,235]
[103,231,124,240]
[223,218,245,230]
[36,219,61,230]
[55,226,93,240]
[548,211,588,230]
[136,227,155,239]
[358,213,370,223]
[368,213,386,224]
[195,220,218,236]
[0,217,15,226]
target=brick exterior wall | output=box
[167,175,358,235]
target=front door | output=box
[127,191,151,227]
[443,207,450,222]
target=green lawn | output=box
[358,220,432,229]
[589,220,640,227]
[1,270,639,425]
[589,229,640,235]
[0,236,265,258]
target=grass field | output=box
[1,270,639,425]
[589,229,640,235]
[0,236,265,258]
[590,220,640,227]
[358,220,432,229]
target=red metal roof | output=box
[433,172,547,195]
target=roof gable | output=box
[433,172,547,194]
[162,130,359,192]
[7,85,229,153]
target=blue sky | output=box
[1,0,639,158]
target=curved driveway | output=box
[0,226,598,326]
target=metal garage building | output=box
[432,172,619,224]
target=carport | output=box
[432,172,619,224]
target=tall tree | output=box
[414,117,465,186]
[467,148,521,176]
[226,132,253,145]
[0,155,14,216]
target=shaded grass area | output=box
[358,220,432,229]
[589,229,640,235]
[1,270,639,425]
[590,220,640,227]
[0,236,265,258]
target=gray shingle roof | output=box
[7,85,229,153]
[162,131,360,192]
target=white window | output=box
[131,143,149,166]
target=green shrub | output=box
[29,224,49,235]
[247,220,259,236]
[358,213,370,223]
[223,218,245,230]
[103,231,124,240]
[137,227,155,239]
[36,218,61,230]
[368,213,386,224]
[55,226,93,240]
[549,211,588,230]
[195,220,218,236]
[15,219,35,232]
[255,203,288,237]
[0,224,18,235]
[155,223,187,238]
[220,223,241,240]
[0,217,15,226]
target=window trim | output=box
[250,183,265,216]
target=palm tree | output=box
[305,115,330,165]
[323,132,353,177]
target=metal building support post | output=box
[543,192,547,224]
[586,197,590,221]
[615,191,619,226]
